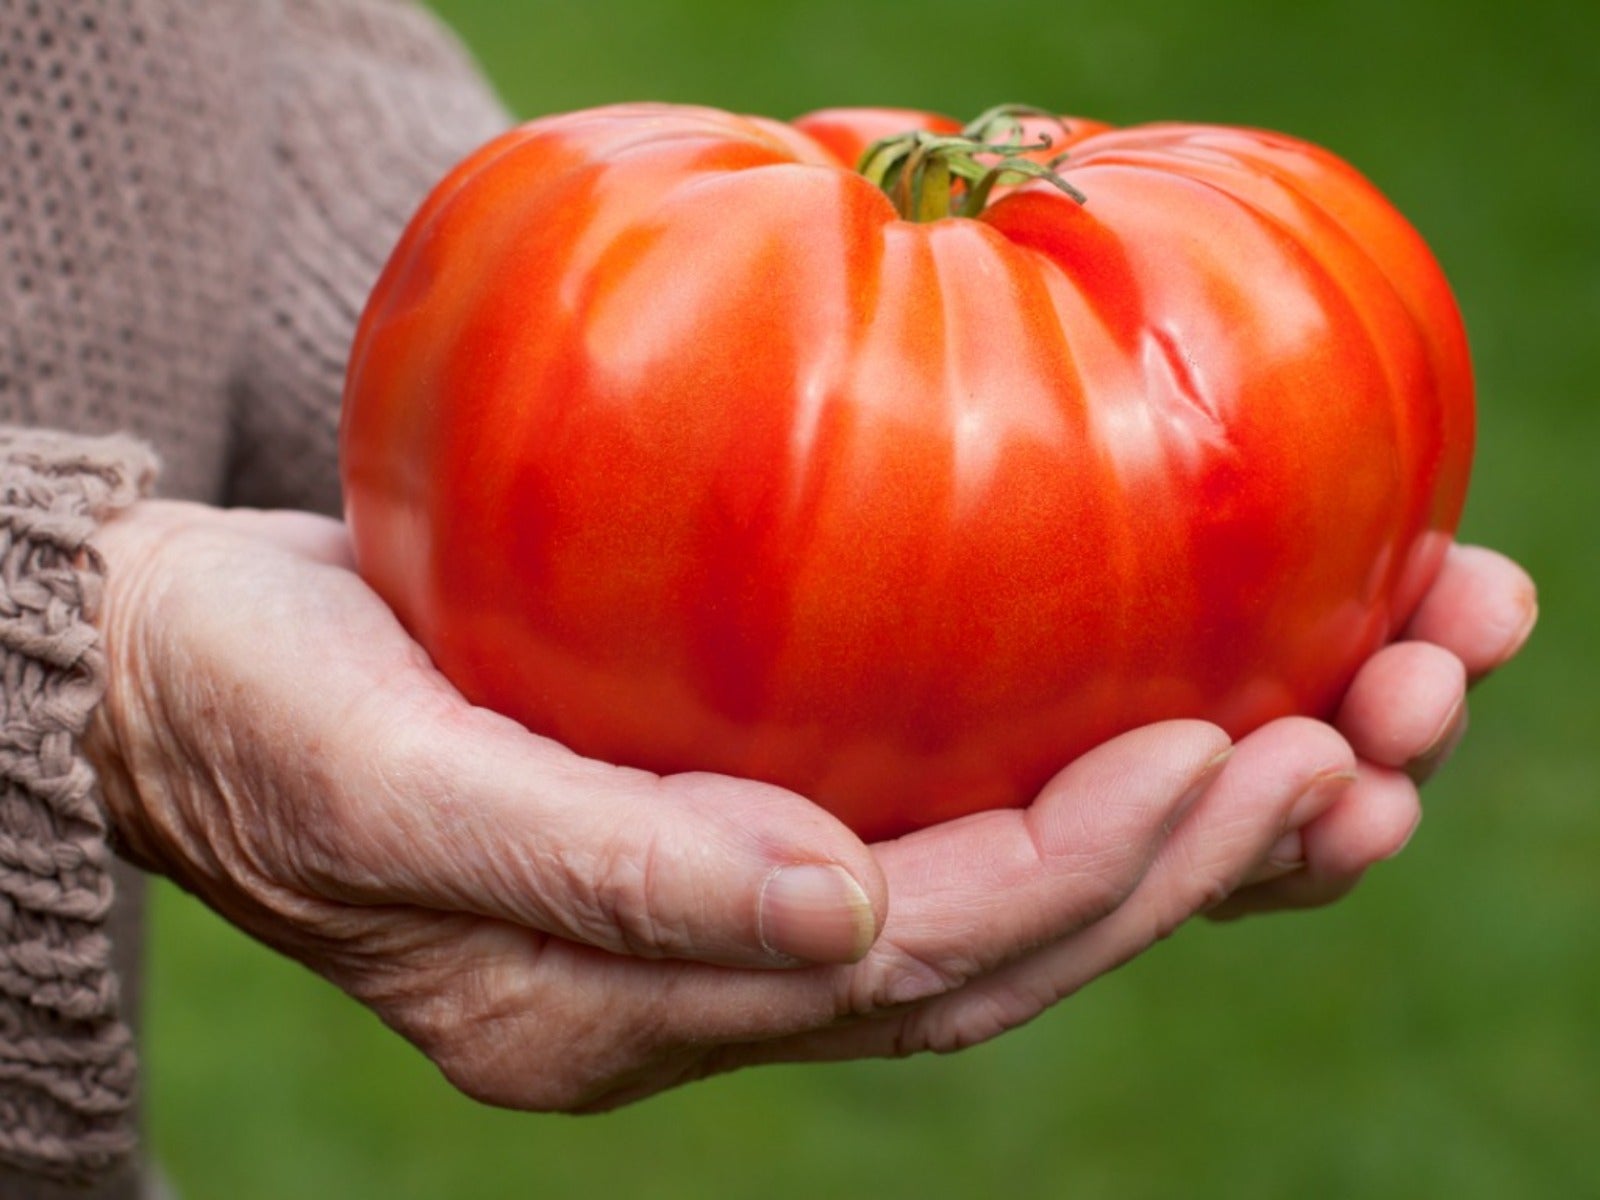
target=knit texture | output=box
[0,430,155,1182]
[229,0,515,514]
[0,0,509,1189]
[1,0,509,516]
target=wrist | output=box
[81,499,209,873]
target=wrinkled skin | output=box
[343,104,1475,841]
[86,501,1532,1109]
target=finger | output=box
[1405,544,1537,681]
[827,720,1233,1012]
[1335,640,1467,773]
[1206,762,1418,920]
[701,717,1357,1068]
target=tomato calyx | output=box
[858,104,1088,222]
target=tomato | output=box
[341,103,1473,842]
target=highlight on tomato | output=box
[341,103,1474,842]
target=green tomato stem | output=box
[858,105,1088,222]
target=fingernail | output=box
[1265,830,1305,872]
[758,865,877,964]
[1407,701,1469,785]
[1471,599,1539,689]
[1289,768,1358,827]
[1504,600,1539,660]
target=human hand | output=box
[83,500,1372,1109]
[1210,543,1538,919]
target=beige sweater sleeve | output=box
[0,0,511,1187]
[0,430,155,1183]
[224,0,511,515]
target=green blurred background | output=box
[146,1,1598,1196]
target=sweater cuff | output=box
[0,429,156,1183]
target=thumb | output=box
[85,502,883,970]
[316,702,887,968]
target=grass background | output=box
[146,1,1598,1195]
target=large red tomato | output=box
[341,103,1473,842]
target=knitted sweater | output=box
[0,0,508,1191]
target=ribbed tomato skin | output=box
[341,104,1472,841]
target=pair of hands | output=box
[85,501,1535,1111]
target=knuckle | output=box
[1033,806,1152,926]
[354,701,465,830]
[843,940,973,1014]
[291,702,447,893]
[930,990,1030,1053]
[1188,870,1236,919]
[1055,847,1141,929]
[889,985,1040,1059]
[579,823,689,958]
[1170,828,1249,917]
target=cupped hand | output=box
[83,502,1531,1109]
